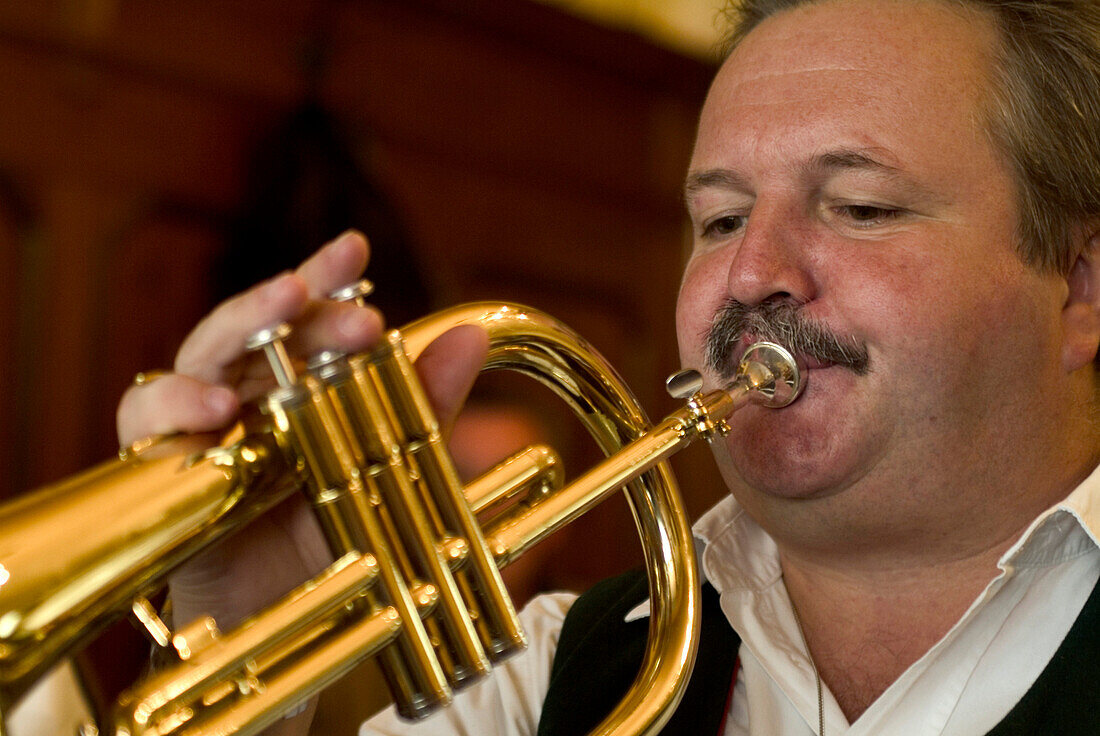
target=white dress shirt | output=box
[712,460,1100,735]
[8,660,92,736]
[362,460,1100,736]
[361,592,575,736]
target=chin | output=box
[712,401,868,501]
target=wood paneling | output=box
[0,0,723,725]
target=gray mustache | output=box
[705,299,870,379]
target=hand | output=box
[115,231,488,734]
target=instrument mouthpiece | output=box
[739,342,805,408]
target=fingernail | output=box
[204,386,237,415]
[336,229,364,244]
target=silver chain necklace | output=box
[789,597,825,736]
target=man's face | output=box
[677,0,1068,532]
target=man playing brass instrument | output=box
[116,0,1100,733]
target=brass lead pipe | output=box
[464,445,563,514]
[485,390,728,567]
[484,354,794,566]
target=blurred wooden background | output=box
[0,0,724,727]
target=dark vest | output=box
[538,570,1100,736]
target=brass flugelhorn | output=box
[0,298,803,736]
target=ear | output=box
[1062,225,1100,373]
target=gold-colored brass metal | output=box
[463,445,562,513]
[0,302,803,736]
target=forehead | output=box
[694,0,1000,175]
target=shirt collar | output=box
[999,459,1100,569]
[694,494,780,596]
[623,495,768,623]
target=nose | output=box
[726,203,816,306]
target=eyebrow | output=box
[683,147,905,201]
[813,149,901,176]
[683,169,750,199]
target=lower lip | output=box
[797,363,859,401]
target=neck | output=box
[780,542,1007,722]
[777,501,1048,724]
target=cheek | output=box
[852,258,1061,428]
[674,294,702,368]
[824,244,985,361]
[675,253,728,368]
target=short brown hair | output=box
[721,0,1100,276]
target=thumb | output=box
[414,324,490,435]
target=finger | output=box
[175,272,310,384]
[168,495,328,626]
[226,300,387,404]
[414,325,490,435]
[117,374,239,445]
[296,230,370,299]
[281,300,386,362]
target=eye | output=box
[701,214,745,238]
[836,204,901,225]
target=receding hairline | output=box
[703,0,1020,235]
[721,0,1002,55]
